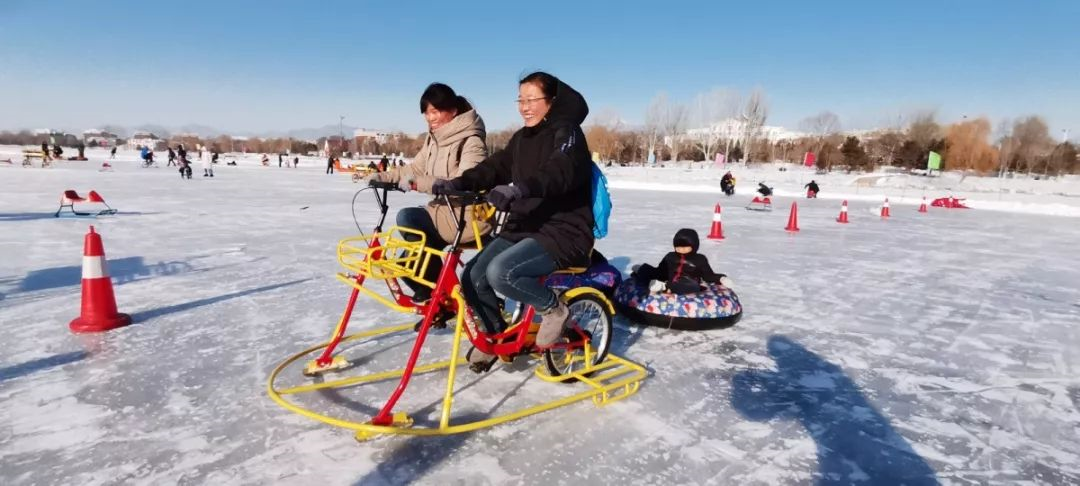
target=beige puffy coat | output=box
[372,109,490,243]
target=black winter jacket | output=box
[454,78,594,267]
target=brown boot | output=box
[535,301,569,347]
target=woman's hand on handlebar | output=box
[485,184,524,211]
[368,178,404,192]
[431,179,488,205]
[431,178,464,196]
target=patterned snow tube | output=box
[544,263,622,296]
[614,280,742,330]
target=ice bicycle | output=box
[267,181,646,441]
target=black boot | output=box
[413,307,455,332]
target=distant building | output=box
[127,131,166,151]
[83,129,119,147]
[32,129,80,146]
[322,135,350,155]
[353,128,392,145]
[685,119,807,142]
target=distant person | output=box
[261,154,269,166]
[367,160,378,172]
[168,147,177,166]
[278,153,283,167]
[720,171,736,196]
[326,155,335,174]
[757,182,773,197]
[293,156,299,168]
[804,180,819,198]
[110,146,117,159]
[177,144,187,162]
[202,152,214,177]
[41,141,50,160]
[52,144,63,159]
[379,154,389,172]
[211,152,219,164]
[179,157,192,179]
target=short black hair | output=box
[519,71,558,99]
[419,83,472,114]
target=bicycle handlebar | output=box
[435,189,487,205]
[368,180,404,192]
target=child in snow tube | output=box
[615,229,742,330]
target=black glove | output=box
[486,184,525,211]
[431,178,462,195]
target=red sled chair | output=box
[746,196,772,211]
[55,190,118,217]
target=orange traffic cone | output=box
[70,226,131,333]
[836,200,849,224]
[880,198,891,218]
[918,196,928,213]
[707,203,725,240]
[785,202,800,232]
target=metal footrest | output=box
[534,353,647,407]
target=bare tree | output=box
[739,87,769,162]
[799,111,841,170]
[663,102,688,162]
[865,131,904,167]
[1010,116,1054,175]
[907,111,942,148]
[688,88,739,162]
[644,93,668,161]
[486,125,519,153]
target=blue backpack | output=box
[591,162,612,239]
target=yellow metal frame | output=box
[267,286,647,440]
[334,203,495,314]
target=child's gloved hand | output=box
[648,280,666,293]
[719,276,735,289]
[398,178,415,193]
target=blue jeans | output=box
[396,207,448,302]
[462,237,558,334]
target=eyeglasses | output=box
[516,97,548,106]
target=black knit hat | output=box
[673,228,700,253]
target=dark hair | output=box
[419,83,472,114]
[519,71,558,99]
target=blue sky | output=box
[1,0,1077,138]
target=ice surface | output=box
[1,148,1079,485]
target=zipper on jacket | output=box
[672,255,687,284]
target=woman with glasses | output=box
[431,72,595,369]
[367,83,491,329]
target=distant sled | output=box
[745,196,772,211]
[55,190,118,217]
[932,197,970,209]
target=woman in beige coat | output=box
[368,83,490,317]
